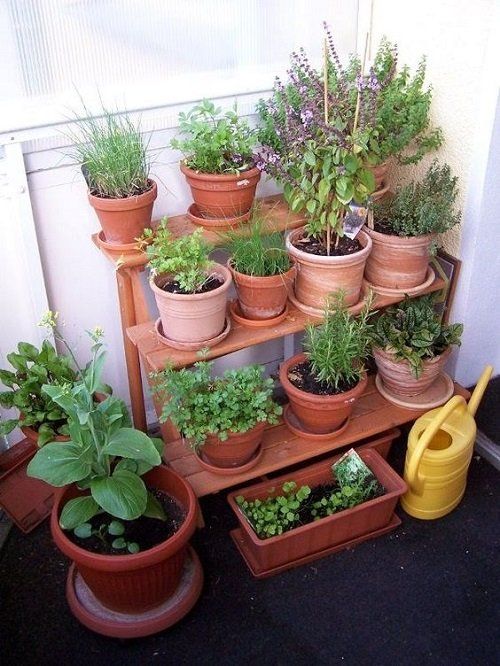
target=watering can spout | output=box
[467,365,494,417]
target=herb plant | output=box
[74,519,140,554]
[224,219,291,277]
[0,340,77,446]
[152,362,282,448]
[27,316,166,531]
[171,99,256,174]
[371,295,463,377]
[373,161,461,238]
[142,220,214,293]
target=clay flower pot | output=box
[51,465,198,614]
[150,263,232,345]
[21,424,69,446]
[285,227,372,310]
[88,179,157,245]
[368,161,390,190]
[200,422,266,468]
[373,346,452,397]
[364,226,435,290]
[228,261,295,321]
[180,163,261,219]
[279,353,368,434]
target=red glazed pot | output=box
[373,346,452,397]
[88,179,157,245]
[228,261,295,320]
[201,422,266,468]
[51,465,198,614]
[180,163,261,219]
[280,353,368,434]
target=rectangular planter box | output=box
[228,449,407,574]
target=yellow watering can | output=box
[401,365,493,520]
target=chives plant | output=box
[224,219,291,277]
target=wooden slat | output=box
[161,377,470,496]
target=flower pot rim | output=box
[364,224,435,245]
[88,179,157,210]
[286,227,372,266]
[227,259,295,283]
[149,263,232,302]
[180,161,261,181]
[373,345,452,368]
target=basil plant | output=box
[28,327,165,530]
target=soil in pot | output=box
[287,360,358,397]
[159,276,223,295]
[292,234,362,257]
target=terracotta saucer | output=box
[154,317,231,351]
[283,404,350,441]
[229,300,289,328]
[363,266,436,297]
[193,445,264,476]
[187,203,251,229]
[288,288,368,319]
[96,230,145,253]
[65,546,203,638]
[375,372,454,411]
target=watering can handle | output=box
[467,365,494,417]
[406,395,467,494]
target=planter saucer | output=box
[187,203,251,229]
[229,300,289,328]
[65,546,203,638]
[283,404,350,441]
[154,317,231,351]
[230,513,401,579]
[375,372,454,411]
[363,266,435,297]
[193,445,264,476]
[288,288,368,319]
[96,230,145,253]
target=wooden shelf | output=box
[162,376,470,496]
[128,274,447,371]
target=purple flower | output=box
[300,109,313,126]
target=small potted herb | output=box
[171,99,260,223]
[371,295,463,396]
[365,162,461,291]
[27,318,200,630]
[143,221,232,347]
[224,220,295,322]
[152,362,282,470]
[280,293,373,435]
[69,107,157,246]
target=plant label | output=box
[343,204,368,239]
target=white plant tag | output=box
[343,203,368,239]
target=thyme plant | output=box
[224,219,291,277]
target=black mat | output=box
[1,436,499,666]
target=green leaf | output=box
[17,342,40,361]
[6,352,27,372]
[108,520,125,536]
[27,442,92,486]
[318,178,331,204]
[127,542,140,554]
[60,496,100,530]
[336,179,354,205]
[0,419,18,436]
[306,200,317,216]
[344,154,360,174]
[74,523,93,539]
[102,428,162,466]
[0,369,17,388]
[304,151,316,166]
[112,537,126,549]
[90,469,147,520]
[143,491,167,520]
[358,168,375,193]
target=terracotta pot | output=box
[200,422,266,468]
[285,227,372,309]
[228,261,295,320]
[280,353,368,434]
[150,263,232,344]
[373,346,452,397]
[364,226,434,290]
[51,465,198,614]
[180,163,261,219]
[227,448,407,572]
[368,161,390,190]
[88,179,157,245]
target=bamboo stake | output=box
[324,38,328,125]
[352,32,370,135]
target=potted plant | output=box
[364,162,461,290]
[152,361,282,470]
[171,99,260,223]
[280,293,373,435]
[224,219,295,322]
[70,107,157,245]
[26,320,200,634]
[371,295,463,396]
[228,447,407,575]
[143,221,232,347]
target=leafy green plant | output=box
[67,106,151,198]
[224,218,291,277]
[27,316,166,531]
[373,161,461,238]
[142,220,214,293]
[74,519,140,554]
[303,292,374,390]
[0,340,77,446]
[371,295,463,377]
[151,362,282,448]
[171,99,256,174]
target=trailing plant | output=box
[142,220,214,293]
[27,314,166,533]
[171,99,256,174]
[0,339,77,446]
[152,362,282,448]
[373,161,461,238]
[371,295,463,377]
[303,292,374,390]
[67,105,151,198]
[224,218,291,277]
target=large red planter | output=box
[51,465,198,614]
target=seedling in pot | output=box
[74,519,140,554]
